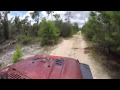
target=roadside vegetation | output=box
[82,11,120,78]
[0,11,79,46]
[82,11,120,56]
[12,44,22,63]
[0,11,80,62]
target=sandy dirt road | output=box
[50,33,111,79]
[0,32,111,79]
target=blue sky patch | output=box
[10,11,42,17]
[10,11,27,16]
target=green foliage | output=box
[60,23,73,37]
[0,11,10,41]
[54,21,73,37]
[20,35,32,45]
[0,27,5,43]
[82,11,120,55]
[30,23,39,36]
[72,22,79,34]
[12,44,22,63]
[0,11,80,47]
[38,20,60,45]
[30,11,41,24]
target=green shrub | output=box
[20,35,32,45]
[12,44,22,63]
[38,20,60,46]
[54,20,76,37]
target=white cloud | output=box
[42,11,66,21]
[8,11,24,21]
[8,14,15,20]
[21,11,35,24]
[21,11,33,20]
[53,11,66,22]
[8,11,90,27]
[41,11,48,18]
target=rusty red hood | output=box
[0,55,92,79]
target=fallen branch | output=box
[0,39,17,52]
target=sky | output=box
[8,11,90,28]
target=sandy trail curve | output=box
[50,33,111,79]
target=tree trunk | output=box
[3,20,9,40]
[37,14,40,33]
[3,12,9,40]
[108,23,111,55]
[108,45,111,54]
[51,12,53,21]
